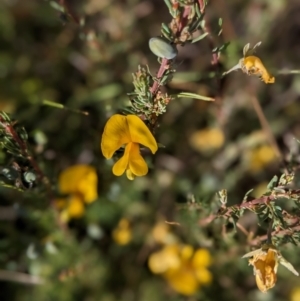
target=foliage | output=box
[1,0,300,301]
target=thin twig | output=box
[249,224,300,246]
[199,189,300,226]
[236,222,249,236]
[250,96,283,162]
[0,270,44,285]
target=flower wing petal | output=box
[126,115,158,154]
[192,249,212,268]
[77,167,98,203]
[128,142,148,176]
[112,143,131,176]
[101,114,132,159]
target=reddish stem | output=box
[198,0,205,13]
[149,58,169,95]
[250,225,300,246]
[199,190,300,226]
[149,5,191,97]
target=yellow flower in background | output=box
[112,218,132,245]
[56,165,98,221]
[148,244,212,295]
[246,144,277,173]
[242,244,299,293]
[151,222,178,245]
[291,287,300,301]
[224,42,275,84]
[189,128,224,153]
[101,114,158,180]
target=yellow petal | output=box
[112,143,131,176]
[192,249,212,268]
[59,165,98,199]
[291,287,300,301]
[166,268,199,296]
[149,245,181,274]
[77,167,98,203]
[112,220,132,245]
[67,195,85,219]
[101,114,132,159]
[128,142,148,176]
[148,251,170,274]
[194,268,212,285]
[126,169,135,180]
[126,115,158,154]
[180,245,194,261]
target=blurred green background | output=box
[1,0,300,300]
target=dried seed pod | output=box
[149,37,177,59]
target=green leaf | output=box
[191,32,209,43]
[163,0,175,16]
[176,92,214,101]
[267,175,278,190]
[49,1,65,13]
[242,188,253,202]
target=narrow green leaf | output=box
[191,32,209,43]
[49,1,65,13]
[163,0,174,16]
[176,92,214,101]
[267,175,278,190]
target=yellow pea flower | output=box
[112,218,132,245]
[189,127,224,153]
[242,244,299,293]
[101,114,158,180]
[148,244,212,296]
[224,42,275,84]
[291,287,300,301]
[56,165,98,221]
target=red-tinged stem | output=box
[177,6,191,32]
[198,0,205,13]
[199,190,300,226]
[149,5,191,97]
[250,225,300,246]
[149,58,169,95]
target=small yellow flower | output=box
[151,222,178,245]
[242,244,299,293]
[56,165,98,221]
[246,144,277,173]
[112,218,132,245]
[101,114,158,180]
[224,42,275,84]
[148,244,212,296]
[189,127,224,153]
[290,287,300,301]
